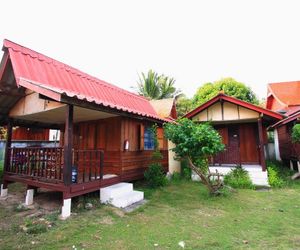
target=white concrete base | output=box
[25,189,34,206]
[0,184,8,198]
[61,198,71,219]
[100,182,144,208]
[192,165,270,186]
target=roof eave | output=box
[184,93,283,121]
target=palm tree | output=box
[137,70,180,99]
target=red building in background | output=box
[267,81,300,165]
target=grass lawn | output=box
[1,179,300,249]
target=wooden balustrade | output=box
[72,149,104,184]
[6,147,104,184]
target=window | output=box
[144,126,155,150]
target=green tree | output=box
[137,70,180,99]
[164,118,225,195]
[176,95,194,118]
[193,77,259,107]
[292,124,300,143]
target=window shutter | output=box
[157,127,164,150]
[139,124,145,150]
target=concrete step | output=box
[100,183,133,204]
[111,190,144,208]
[100,182,144,208]
[193,167,270,187]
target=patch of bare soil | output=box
[0,185,62,230]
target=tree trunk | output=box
[187,157,223,195]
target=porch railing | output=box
[73,149,104,184]
[6,147,104,184]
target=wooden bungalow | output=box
[184,93,283,171]
[267,81,300,168]
[0,40,173,218]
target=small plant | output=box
[21,218,48,234]
[26,223,48,234]
[224,166,254,189]
[144,163,167,188]
[268,167,284,188]
[266,161,286,188]
[170,172,182,182]
[144,124,167,188]
[14,203,30,212]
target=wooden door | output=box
[239,124,259,163]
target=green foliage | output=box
[224,166,254,189]
[26,223,48,234]
[144,163,167,188]
[144,124,166,188]
[137,69,180,99]
[164,118,224,167]
[291,124,300,143]
[193,77,259,107]
[266,161,289,188]
[176,95,194,117]
[181,159,191,179]
[268,167,284,188]
[267,131,274,143]
[170,172,182,183]
[164,119,225,194]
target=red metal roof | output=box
[184,93,283,120]
[3,39,163,121]
[267,81,300,109]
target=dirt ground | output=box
[0,183,62,218]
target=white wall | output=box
[168,140,181,173]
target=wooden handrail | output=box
[5,147,104,184]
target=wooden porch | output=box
[2,105,122,200]
[3,146,121,199]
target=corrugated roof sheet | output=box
[3,39,163,121]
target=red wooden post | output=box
[63,105,73,186]
[3,120,13,174]
[100,150,104,179]
[258,118,266,171]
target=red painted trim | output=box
[184,93,283,120]
[272,111,300,127]
[18,78,62,102]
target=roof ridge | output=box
[3,39,148,102]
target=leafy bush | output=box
[292,124,300,143]
[267,166,284,188]
[144,163,167,188]
[224,166,254,189]
[170,172,182,182]
[266,160,292,188]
